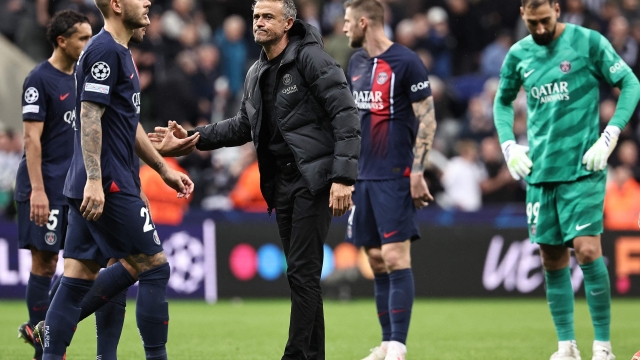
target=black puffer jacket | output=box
[190,20,360,210]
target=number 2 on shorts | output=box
[526,202,540,225]
[140,207,155,232]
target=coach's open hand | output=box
[330,183,353,217]
[81,179,105,220]
[148,121,199,157]
[410,172,433,210]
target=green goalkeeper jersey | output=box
[494,24,633,184]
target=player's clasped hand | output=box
[410,172,434,210]
[80,179,105,221]
[148,120,199,157]
[501,140,533,181]
[160,168,194,199]
[329,183,353,217]
[582,125,620,171]
[29,188,50,226]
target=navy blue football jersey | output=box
[14,61,76,204]
[347,44,432,180]
[64,29,142,199]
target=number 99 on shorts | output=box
[526,202,540,225]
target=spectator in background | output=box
[299,1,321,31]
[561,0,601,30]
[440,139,486,211]
[609,16,639,68]
[621,0,640,22]
[615,140,640,181]
[395,19,417,49]
[423,6,453,79]
[156,51,199,126]
[229,146,267,212]
[0,0,24,41]
[214,15,248,99]
[0,128,22,212]
[460,96,495,142]
[139,158,192,225]
[480,29,512,77]
[604,165,640,229]
[479,136,517,203]
[161,0,211,44]
[194,44,222,123]
[445,0,484,75]
[321,0,345,34]
[324,17,353,71]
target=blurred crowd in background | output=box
[1,0,640,229]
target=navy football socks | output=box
[137,263,170,360]
[96,289,127,360]
[42,276,93,360]
[388,268,415,344]
[48,275,62,303]
[27,273,52,356]
[373,272,392,342]
[79,261,136,321]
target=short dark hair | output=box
[46,10,90,48]
[344,0,384,25]
[521,0,557,8]
[252,0,297,20]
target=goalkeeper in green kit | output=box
[494,0,640,359]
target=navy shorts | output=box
[347,178,420,247]
[63,192,162,267]
[18,201,68,252]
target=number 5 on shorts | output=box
[140,207,155,232]
[47,209,60,231]
[526,202,540,225]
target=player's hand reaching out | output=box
[160,168,194,199]
[30,188,50,226]
[330,183,354,217]
[148,121,199,157]
[410,172,434,210]
[501,140,532,181]
[81,179,105,221]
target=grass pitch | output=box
[1,298,640,359]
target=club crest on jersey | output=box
[530,224,536,236]
[153,230,161,245]
[44,231,57,245]
[283,74,292,85]
[377,72,388,85]
[559,61,571,74]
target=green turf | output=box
[2,298,640,359]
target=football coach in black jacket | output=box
[149,0,360,358]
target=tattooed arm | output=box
[79,101,106,220]
[409,96,437,209]
[411,96,437,174]
[135,123,194,198]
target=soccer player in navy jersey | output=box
[35,0,195,358]
[14,10,91,360]
[343,1,437,359]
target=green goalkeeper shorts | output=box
[525,171,606,247]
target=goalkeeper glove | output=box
[501,140,532,181]
[582,125,621,171]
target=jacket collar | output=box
[258,20,323,66]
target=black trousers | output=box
[274,167,331,360]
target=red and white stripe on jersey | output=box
[369,58,394,157]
